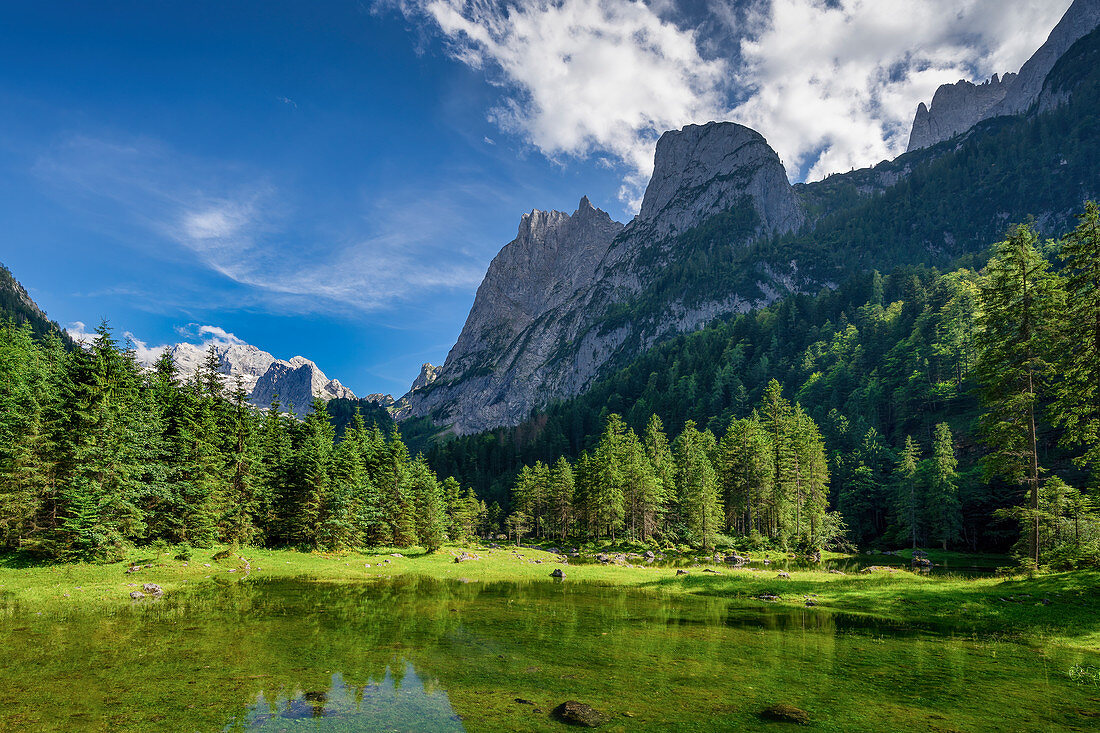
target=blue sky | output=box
[0,1,1069,396]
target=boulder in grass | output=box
[550,568,565,578]
[129,591,145,600]
[552,701,606,727]
[142,583,164,596]
[454,552,481,563]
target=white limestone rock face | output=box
[251,356,355,416]
[635,122,804,240]
[160,342,277,396]
[906,75,1016,152]
[409,363,441,391]
[403,122,805,435]
[906,0,1100,151]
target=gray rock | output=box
[906,74,1015,152]
[129,591,145,600]
[551,701,606,727]
[676,569,689,575]
[142,583,164,596]
[550,568,564,578]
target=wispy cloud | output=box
[35,135,493,314]
[395,0,1071,199]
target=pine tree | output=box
[410,457,446,552]
[546,457,575,540]
[926,423,962,550]
[893,435,922,549]
[673,421,721,550]
[976,223,1062,565]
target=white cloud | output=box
[400,0,1073,197]
[730,0,1072,180]
[411,0,727,206]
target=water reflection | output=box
[224,664,463,732]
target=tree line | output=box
[0,325,485,561]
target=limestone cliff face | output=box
[906,74,1016,152]
[993,0,1100,116]
[404,122,804,435]
[250,356,354,415]
[634,123,804,241]
[907,0,1100,151]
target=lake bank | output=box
[2,543,1098,652]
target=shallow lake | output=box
[0,577,1097,731]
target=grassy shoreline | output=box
[2,543,1098,651]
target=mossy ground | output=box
[2,543,1098,651]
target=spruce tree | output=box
[976,223,1062,565]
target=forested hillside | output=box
[0,263,72,346]
[421,206,1100,566]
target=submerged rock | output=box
[760,703,810,725]
[552,700,607,727]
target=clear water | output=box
[1,577,1096,731]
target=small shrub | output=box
[1069,665,1100,686]
[173,545,193,561]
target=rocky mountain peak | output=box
[410,363,441,392]
[634,121,804,240]
[906,74,1016,152]
[907,0,1100,150]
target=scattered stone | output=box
[142,583,164,596]
[861,566,899,574]
[725,554,748,564]
[805,599,816,607]
[203,563,211,568]
[644,551,655,559]
[550,568,565,578]
[391,553,403,558]
[364,564,371,568]
[757,594,780,602]
[515,698,536,705]
[828,569,845,575]
[129,591,145,600]
[760,703,810,725]
[596,553,610,564]
[125,565,142,574]
[676,569,689,576]
[703,568,721,574]
[454,552,481,563]
[552,701,607,727]
[776,571,791,579]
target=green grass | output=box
[2,543,1098,651]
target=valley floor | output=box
[2,544,1098,652]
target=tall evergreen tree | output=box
[976,223,1063,565]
